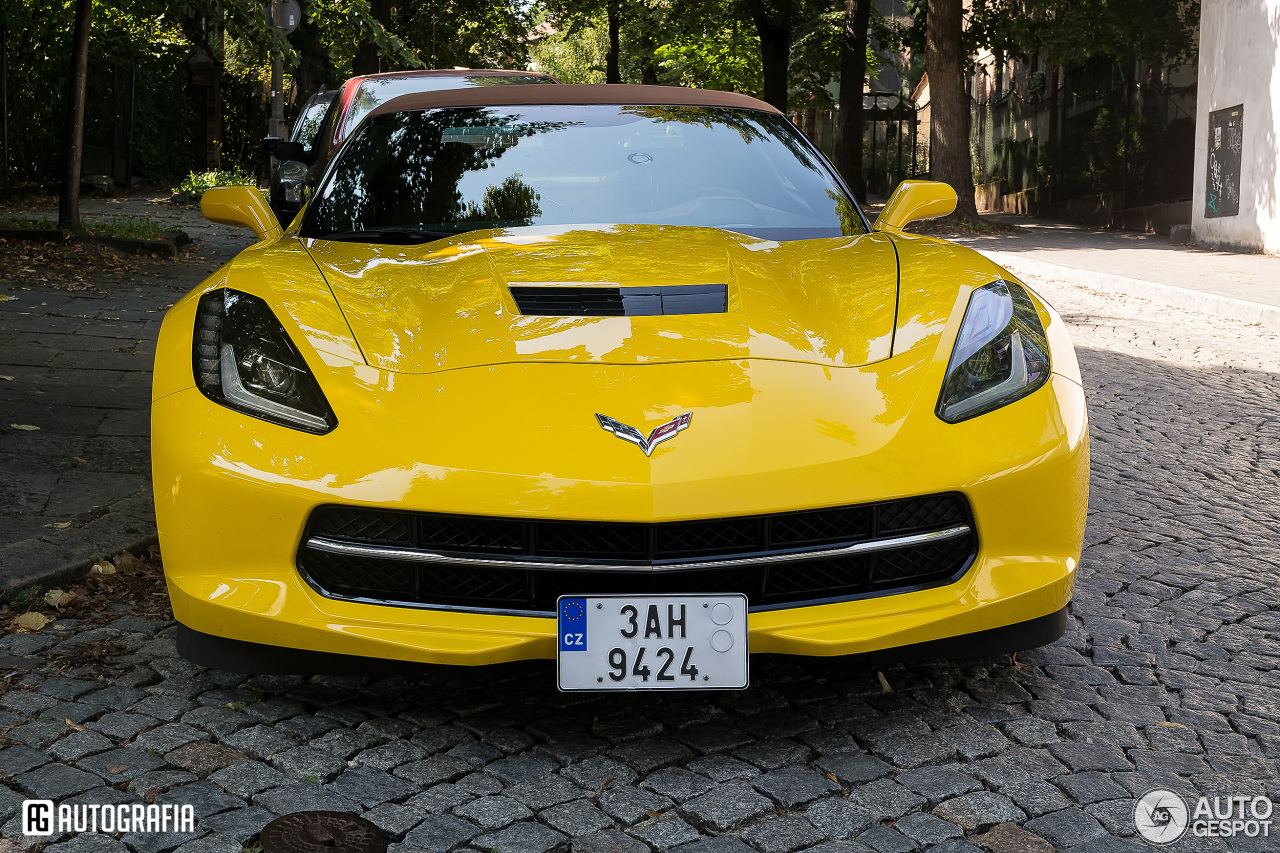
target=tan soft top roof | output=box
[369,84,781,119]
[356,68,554,82]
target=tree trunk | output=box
[925,0,978,220]
[353,0,393,75]
[58,0,92,231]
[749,1,791,112]
[833,0,871,201]
[606,1,621,84]
[352,41,378,76]
[638,28,659,85]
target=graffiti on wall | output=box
[1205,105,1244,218]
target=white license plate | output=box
[556,594,749,691]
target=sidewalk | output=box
[0,195,248,590]
[948,215,1280,325]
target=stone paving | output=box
[0,197,246,586]
[1,266,1279,853]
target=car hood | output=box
[304,224,898,375]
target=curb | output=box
[2,534,161,597]
[0,492,157,594]
[83,232,190,258]
[980,250,1280,327]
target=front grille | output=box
[298,494,977,615]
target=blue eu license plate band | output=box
[558,597,588,652]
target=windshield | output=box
[338,75,556,142]
[304,104,864,243]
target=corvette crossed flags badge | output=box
[596,412,693,457]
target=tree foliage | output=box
[969,0,1199,67]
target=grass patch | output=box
[0,214,166,240]
[0,214,57,231]
[907,215,1020,236]
[0,584,43,609]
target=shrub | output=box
[173,170,258,199]
[85,217,166,241]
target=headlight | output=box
[193,288,337,433]
[936,279,1050,423]
[279,160,308,181]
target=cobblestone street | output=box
[2,269,1279,853]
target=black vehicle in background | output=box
[265,90,337,226]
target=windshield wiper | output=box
[317,228,461,244]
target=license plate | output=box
[556,594,749,691]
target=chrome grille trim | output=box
[305,524,972,573]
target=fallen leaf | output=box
[0,294,15,301]
[113,552,141,572]
[106,764,129,775]
[65,718,86,732]
[45,589,75,608]
[0,375,14,381]
[645,810,661,818]
[9,424,40,431]
[12,612,51,632]
[73,456,89,464]
[44,521,72,530]
[825,772,839,784]
[877,671,894,694]
[91,560,117,575]
[144,788,160,804]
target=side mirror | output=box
[273,141,311,163]
[873,180,958,232]
[201,186,283,243]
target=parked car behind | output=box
[266,89,336,226]
[267,69,559,223]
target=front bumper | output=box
[154,354,1088,668]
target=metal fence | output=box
[794,91,929,197]
[970,58,1197,208]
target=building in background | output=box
[1192,0,1280,254]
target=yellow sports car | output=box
[155,84,1087,688]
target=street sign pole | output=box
[270,0,286,139]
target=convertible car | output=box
[158,85,1088,688]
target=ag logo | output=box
[23,800,55,836]
[1135,789,1189,844]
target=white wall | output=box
[1192,0,1280,255]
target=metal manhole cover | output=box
[259,812,386,853]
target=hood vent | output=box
[510,284,727,317]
